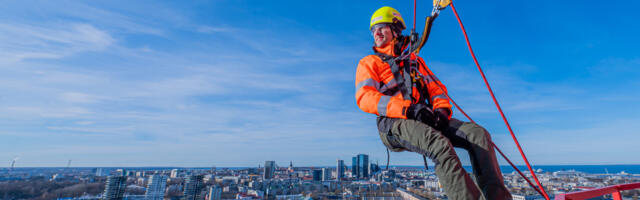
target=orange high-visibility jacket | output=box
[355,40,452,119]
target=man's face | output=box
[372,24,394,47]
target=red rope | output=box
[423,71,544,196]
[410,1,543,196]
[408,0,544,197]
[413,0,417,31]
[449,2,550,199]
[492,141,545,196]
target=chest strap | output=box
[375,53,413,102]
[375,53,433,106]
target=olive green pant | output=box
[379,118,512,200]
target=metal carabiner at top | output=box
[432,0,450,16]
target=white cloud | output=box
[75,121,95,125]
[2,1,637,167]
[491,118,640,165]
[46,125,130,135]
[59,92,106,104]
[5,106,91,118]
[197,26,233,34]
[0,23,114,63]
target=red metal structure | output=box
[554,182,640,200]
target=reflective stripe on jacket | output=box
[355,40,453,119]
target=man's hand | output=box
[434,108,450,131]
[407,103,436,126]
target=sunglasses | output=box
[371,23,392,34]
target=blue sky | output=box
[1,0,639,167]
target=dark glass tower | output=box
[183,174,204,200]
[337,159,345,180]
[357,154,369,179]
[264,161,275,179]
[352,156,358,178]
[352,154,369,179]
[103,176,126,200]
[312,169,322,181]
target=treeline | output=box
[0,180,104,199]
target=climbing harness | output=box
[378,0,552,199]
[375,51,428,105]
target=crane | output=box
[8,157,18,175]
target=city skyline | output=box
[1,0,640,167]
[3,162,640,199]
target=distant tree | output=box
[166,187,182,199]
[0,180,104,200]
[36,183,104,200]
[125,185,146,195]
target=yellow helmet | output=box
[370,6,406,31]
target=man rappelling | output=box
[355,6,512,200]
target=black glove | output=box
[406,103,435,126]
[434,108,451,131]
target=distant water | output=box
[168,165,640,174]
[388,165,640,174]
[5,165,640,175]
[496,165,640,174]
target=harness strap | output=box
[375,52,432,107]
[375,53,414,102]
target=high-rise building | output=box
[115,169,126,176]
[336,159,345,180]
[170,169,179,178]
[359,154,369,178]
[263,161,275,180]
[135,171,145,177]
[383,169,396,182]
[103,176,126,200]
[312,169,322,181]
[208,186,222,200]
[183,175,204,200]
[145,175,167,200]
[321,168,331,181]
[352,157,358,178]
[352,154,369,179]
[370,162,380,175]
[95,168,107,177]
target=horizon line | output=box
[5,164,640,169]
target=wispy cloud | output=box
[59,92,110,104]
[197,26,234,34]
[491,117,640,165]
[5,106,92,118]
[1,1,638,167]
[0,1,369,167]
[0,23,114,63]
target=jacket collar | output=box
[373,40,397,56]
[372,35,408,57]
